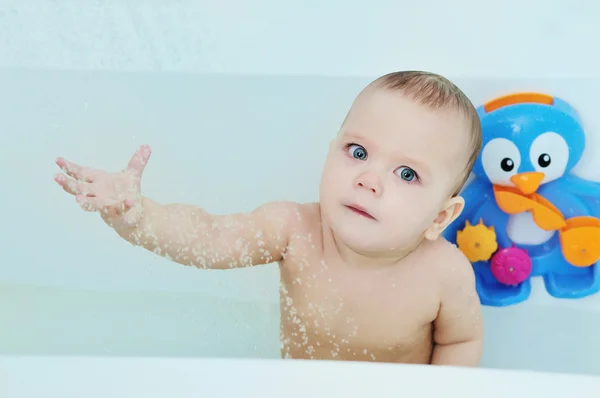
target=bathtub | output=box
[4,69,600,393]
[4,67,600,367]
[4,1,600,395]
[2,357,600,398]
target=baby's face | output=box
[319,88,469,254]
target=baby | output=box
[54,71,484,366]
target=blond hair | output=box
[373,71,482,196]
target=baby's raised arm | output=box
[122,198,297,269]
[55,145,297,269]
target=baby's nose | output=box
[354,172,382,196]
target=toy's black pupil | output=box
[353,148,366,160]
[538,153,551,168]
[500,158,514,172]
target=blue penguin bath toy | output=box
[444,92,600,306]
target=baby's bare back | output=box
[278,204,442,363]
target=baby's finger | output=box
[56,157,95,182]
[75,195,103,212]
[126,145,151,178]
[101,199,133,217]
[99,199,140,228]
[54,173,94,196]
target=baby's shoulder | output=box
[278,201,322,238]
[420,238,475,288]
[293,202,322,227]
[260,201,317,225]
[419,237,465,262]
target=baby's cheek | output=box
[326,169,350,192]
[394,201,430,230]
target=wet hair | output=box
[373,71,482,196]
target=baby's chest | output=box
[280,263,437,348]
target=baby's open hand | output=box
[54,145,152,229]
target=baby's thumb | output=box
[104,199,134,216]
[122,201,144,228]
[127,145,152,177]
[100,199,143,229]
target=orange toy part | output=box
[493,185,566,230]
[560,217,600,267]
[510,172,544,195]
[493,185,600,267]
[456,219,498,262]
[483,92,554,113]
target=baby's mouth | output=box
[345,204,376,220]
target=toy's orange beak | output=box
[510,172,544,194]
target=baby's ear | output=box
[424,196,465,241]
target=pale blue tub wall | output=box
[2,0,600,376]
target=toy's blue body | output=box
[443,94,600,306]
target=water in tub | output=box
[2,70,600,375]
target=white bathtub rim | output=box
[1,356,599,398]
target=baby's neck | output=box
[326,229,423,269]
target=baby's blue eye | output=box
[348,144,367,160]
[396,166,416,181]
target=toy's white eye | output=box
[529,132,569,183]
[481,138,521,185]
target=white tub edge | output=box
[1,356,599,398]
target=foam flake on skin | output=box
[320,259,329,269]
[294,208,302,221]
[305,345,315,356]
[284,296,293,307]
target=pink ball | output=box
[490,246,532,285]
